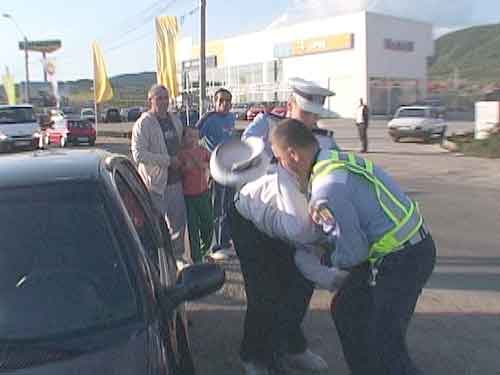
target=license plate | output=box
[16,141,31,146]
[77,137,88,142]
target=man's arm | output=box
[241,113,268,140]
[311,179,370,269]
[131,119,171,167]
[294,246,349,291]
[235,173,320,245]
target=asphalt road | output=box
[95,120,500,375]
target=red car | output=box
[246,104,266,121]
[271,103,287,117]
[46,118,96,147]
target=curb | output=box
[98,130,131,139]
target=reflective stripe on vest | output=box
[311,151,423,263]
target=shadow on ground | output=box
[188,296,500,375]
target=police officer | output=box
[270,119,437,375]
[242,77,339,155]
[212,79,340,375]
[241,78,340,258]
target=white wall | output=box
[278,13,368,118]
[366,12,433,99]
[178,11,433,118]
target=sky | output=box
[1,0,500,83]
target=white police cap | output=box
[210,137,270,188]
[289,77,337,118]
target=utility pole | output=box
[199,0,207,115]
[23,36,30,103]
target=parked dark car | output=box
[178,109,200,126]
[127,107,144,122]
[46,117,96,147]
[103,108,122,123]
[231,103,249,120]
[0,149,225,374]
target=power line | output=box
[103,4,199,55]
[101,0,185,51]
[97,0,170,43]
[28,2,199,78]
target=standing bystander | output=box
[131,84,189,266]
[356,98,370,153]
[196,88,236,261]
[178,126,213,263]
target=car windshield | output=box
[0,182,138,340]
[82,110,94,116]
[396,109,427,118]
[0,107,36,124]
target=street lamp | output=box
[2,13,30,103]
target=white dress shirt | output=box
[235,164,348,291]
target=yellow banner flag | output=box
[92,41,113,103]
[2,67,16,105]
[155,16,179,98]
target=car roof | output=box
[0,104,33,110]
[398,106,431,110]
[0,149,114,189]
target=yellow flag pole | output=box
[93,77,99,138]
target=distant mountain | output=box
[429,23,500,83]
[61,72,155,95]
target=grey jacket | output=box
[131,111,183,195]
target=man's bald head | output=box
[270,119,319,191]
[271,118,318,151]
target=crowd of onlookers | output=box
[131,84,238,267]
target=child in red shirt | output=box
[178,126,213,263]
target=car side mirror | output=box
[160,263,225,312]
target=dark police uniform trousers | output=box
[332,231,436,375]
[229,204,314,367]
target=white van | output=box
[0,105,43,152]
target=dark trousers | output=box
[212,182,234,251]
[356,122,368,152]
[185,191,213,263]
[332,235,436,375]
[229,206,314,367]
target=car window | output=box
[0,107,36,124]
[54,120,66,129]
[115,172,159,257]
[396,108,426,118]
[114,164,176,288]
[0,182,138,340]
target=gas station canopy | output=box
[18,40,62,53]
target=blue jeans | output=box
[211,182,234,251]
[332,235,436,375]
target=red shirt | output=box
[178,146,211,196]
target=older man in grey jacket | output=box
[131,84,188,265]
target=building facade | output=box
[178,11,434,117]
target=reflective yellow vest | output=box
[310,151,423,264]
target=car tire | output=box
[89,139,96,147]
[391,136,400,142]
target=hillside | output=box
[429,23,500,83]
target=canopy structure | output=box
[18,40,61,53]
